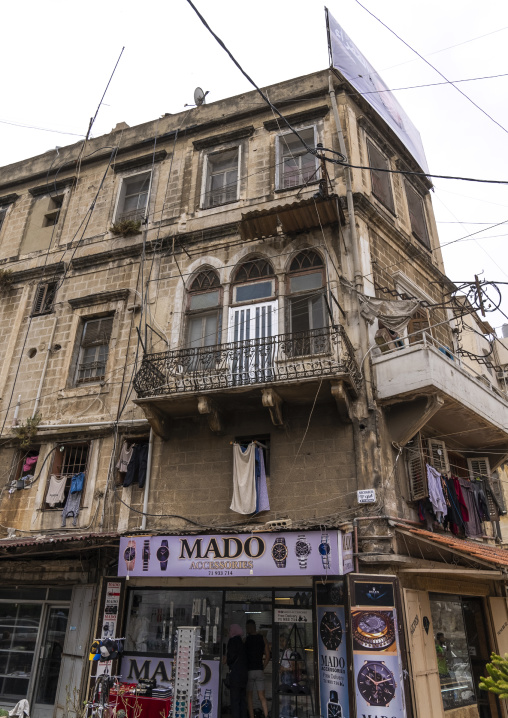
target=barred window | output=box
[75,317,113,385]
[44,443,90,510]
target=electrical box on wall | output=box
[172,626,202,718]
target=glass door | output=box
[32,607,70,718]
[228,302,278,385]
[0,603,42,702]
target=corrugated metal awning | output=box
[240,194,344,241]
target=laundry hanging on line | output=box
[230,442,270,515]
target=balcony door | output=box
[228,301,278,385]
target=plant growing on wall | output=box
[479,653,508,698]
[0,268,13,292]
[13,413,42,450]
[110,219,142,237]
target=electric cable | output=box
[347,72,508,96]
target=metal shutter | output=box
[81,317,114,347]
[406,434,428,501]
[427,439,450,475]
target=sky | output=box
[1,0,508,333]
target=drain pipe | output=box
[33,317,58,418]
[140,428,154,531]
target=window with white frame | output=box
[278,127,319,190]
[75,316,113,385]
[204,149,239,208]
[115,172,151,222]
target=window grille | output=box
[76,317,113,384]
[44,443,90,508]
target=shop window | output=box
[366,139,395,214]
[75,316,113,385]
[115,172,151,223]
[277,127,319,190]
[186,269,222,349]
[203,149,239,208]
[286,251,326,353]
[31,281,58,317]
[44,443,89,510]
[124,589,222,658]
[405,182,430,249]
[0,603,42,702]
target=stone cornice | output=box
[112,150,168,174]
[10,261,66,284]
[263,105,329,131]
[68,289,130,309]
[193,126,255,150]
[29,177,76,197]
[0,193,19,206]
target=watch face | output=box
[124,547,135,562]
[156,546,170,562]
[201,699,212,714]
[327,702,342,718]
[296,540,311,558]
[320,611,343,650]
[272,542,288,561]
[357,661,396,707]
[319,542,330,556]
[143,546,150,560]
[353,611,395,651]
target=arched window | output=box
[187,269,222,348]
[287,250,326,335]
[232,258,275,303]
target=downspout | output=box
[33,316,58,418]
[140,428,154,530]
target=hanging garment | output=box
[359,297,421,333]
[426,465,447,517]
[70,472,85,494]
[255,446,270,513]
[22,455,38,474]
[116,441,134,473]
[230,443,257,514]
[8,700,30,718]
[458,479,483,537]
[46,475,67,507]
[452,477,469,524]
[123,444,149,489]
[471,480,490,521]
[62,490,82,527]
[442,476,466,536]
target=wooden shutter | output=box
[367,140,395,213]
[81,317,113,347]
[491,471,506,513]
[407,310,430,345]
[467,456,490,480]
[405,182,430,248]
[427,439,450,475]
[468,457,501,519]
[0,209,6,231]
[402,589,445,718]
[32,281,57,316]
[406,434,428,501]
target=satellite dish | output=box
[194,87,209,106]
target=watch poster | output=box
[349,576,407,718]
[316,580,350,718]
[95,579,123,676]
[121,654,220,718]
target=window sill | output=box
[274,180,320,194]
[58,384,110,400]
[199,199,240,212]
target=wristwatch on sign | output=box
[319,611,343,651]
[201,689,212,717]
[319,532,331,569]
[295,534,311,569]
[142,539,150,571]
[271,537,288,568]
[357,661,396,707]
[352,611,395,651]
[327,690,342,718]
[156,540,170,571]
[124,539,136,571]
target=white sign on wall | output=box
[357,489,376,504]
[274,608,313,624]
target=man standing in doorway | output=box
[245,619,270,718]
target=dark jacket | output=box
[227,636,248,687]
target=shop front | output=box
[109,530,354,718]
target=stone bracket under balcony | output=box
[133,326,361,437]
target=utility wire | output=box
[353,0,508,137]
[349,72,508,96]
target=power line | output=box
[353,0,508,137]
[350,72,508,96]
[0,119,85,137]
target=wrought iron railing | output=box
[133,326,361,398]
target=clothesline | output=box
[230,440,268,450]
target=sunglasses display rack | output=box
[171,626,202,718]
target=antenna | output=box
[193,87,209,106]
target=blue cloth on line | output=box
[255,446,270,512]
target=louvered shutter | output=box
[468,457,499,519]
[81,317,113,348]
[406,434,428,500]
[32,281,57,316]
[427,439,450,475]
[367,140,395,213]
[0,209,6,232]
[405,182,430,248]
[491,472,506,513]
[32,285,47,316]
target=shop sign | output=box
[274,608,313,624]
[121,655,220,718]
[342,532,354,574]
[316,580,350,718]
[357,489,376,504]
[118,530,350,577]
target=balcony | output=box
[372,332,508,455]
[133,326,361,436]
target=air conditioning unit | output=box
[497,369,508,382]
[266,518,292,530]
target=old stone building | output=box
[0,67,507,718]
